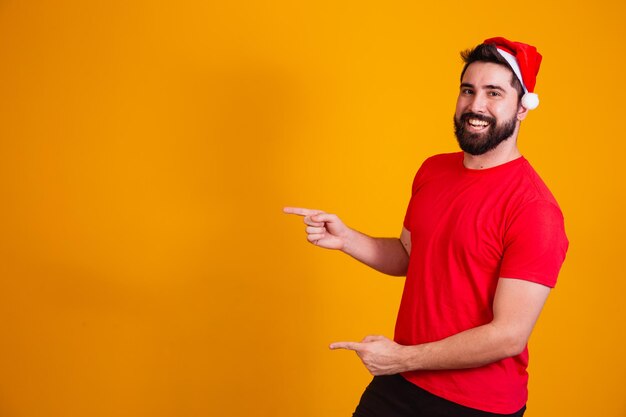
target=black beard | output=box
[453,112,517,156]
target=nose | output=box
[468,92,488,114]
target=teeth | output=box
[468,118,489,127]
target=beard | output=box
[453,112,517,156]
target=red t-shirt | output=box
[398,152,568,414]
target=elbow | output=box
[382,250,409,276]
[500,331,529,358]
[388,238,410,276]
[505,340,527,358]
[389,263,409,277]
[491,322,529,358]
[395,249,410,276]
[389,260,409,277]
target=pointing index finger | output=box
[329,341,363,351]
[283,207,323,217]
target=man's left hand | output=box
[330,335,408,375]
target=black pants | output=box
[353,375,526,417]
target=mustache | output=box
[459,112,496,124]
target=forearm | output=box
[342,229,409,276]
[397,278,550,372]
[400,322,524,372]
[331,279,549,376]
[283,206,410,276]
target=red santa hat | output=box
[483,37,543,110]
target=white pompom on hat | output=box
[483,37,543,110]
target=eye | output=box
[488,90,502,97]
[461,88,474,95]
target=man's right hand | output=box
[284,206,410,276]
[283,207,352,251]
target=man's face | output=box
[454,62,526,156]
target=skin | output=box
[283,61,550,376]
[456,62,528,169]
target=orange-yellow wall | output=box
[0,1,624,416]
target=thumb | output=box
[311,213,338,224]
[362,335,387,343]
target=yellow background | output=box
[0,1,624,416]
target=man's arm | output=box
[330,278,550,374]
[283,207,411,277]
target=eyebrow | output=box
[460,82,506,92]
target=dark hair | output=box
[460,44,524,102]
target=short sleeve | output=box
[403,157,435,230]
[500,200,569,287]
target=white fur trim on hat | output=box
[494,48,540,110]
[521,93,539,110]
[495,48,527,93]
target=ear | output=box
[517,103,529,121]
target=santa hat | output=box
[483,37,543,110]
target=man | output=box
[284,37,568,417]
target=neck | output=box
[463,135,522,170]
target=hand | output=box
[283,207,351,250]
[330,335,408,375]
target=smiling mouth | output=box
[467,118,490,129]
